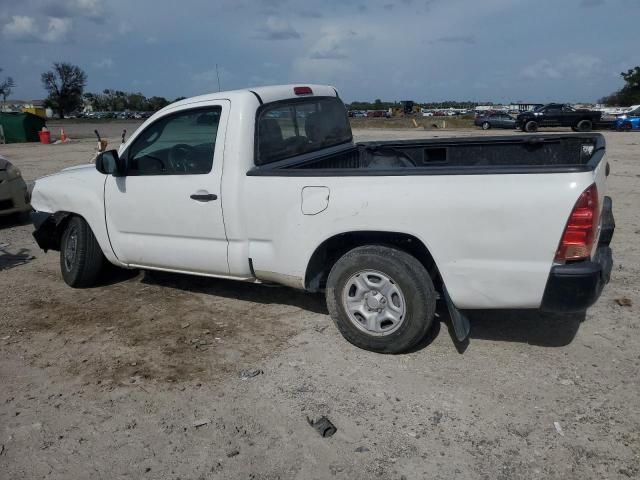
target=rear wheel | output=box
[326,245,436,353]
[576,119,592,132]
[60,216,106,287]
[482,121,491,130]
[524,120,538,132]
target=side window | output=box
[256,97,352,165]
[126,107,221,176]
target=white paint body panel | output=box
[30,84,606,310]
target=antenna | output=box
[216,64,221,92]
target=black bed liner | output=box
[247,133,605,177]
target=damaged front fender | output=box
[31,211,71,252]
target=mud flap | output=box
[443,287,470,343]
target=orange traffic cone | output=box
[60,128,66,143]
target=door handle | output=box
[190,193,218,202]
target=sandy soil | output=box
[0,124,638,479]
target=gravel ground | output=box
[0,124,638,480]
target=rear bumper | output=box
[540,196,615,313]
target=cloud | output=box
[430,35,476,45]
[258,16,300,40]
[3,15,38,40]
[41,0,105,23]
[2,14,72,42]
[93,57,114,69]
[306,26,357,60]
[42,17,72,42]
[521,59,562,80]
[521,54,603,81]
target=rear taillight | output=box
[555,184,599,262]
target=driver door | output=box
[104,101,230,274]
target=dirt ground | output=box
[1,123,638,480]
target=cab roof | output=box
[166,84,339,111]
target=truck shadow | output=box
[0,247,35,271]
[140,271,329,315]
[136,271,583,351]
[437,304,584,352]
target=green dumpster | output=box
[0,112,46,143]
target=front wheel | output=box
[576,119,592,132]
[60,216,106,287]
[482,121,491,130]
[524,120,538,132]
[326,245,437,353]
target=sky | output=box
[1,0,638,104]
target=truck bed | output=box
[248,133,604,176]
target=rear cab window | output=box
[255,97,352,166]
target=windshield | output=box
[256,97,352,165]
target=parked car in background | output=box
[474,113,516,130]
[367,110,390,118]
[614,105,640,131]
[614,116,640,131]
[516,103,602,132]
[0,155,30,220]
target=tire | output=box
[59,216,106,288]
[524,120,538,133]
[576,119,592,132]
[482,122,491,130]
[326,245,437,354]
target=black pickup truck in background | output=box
[516,103,602,132]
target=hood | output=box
[31,162,106,214]
[61,163,96,173]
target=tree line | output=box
[598,67,640,106]
[2,62,640,118]
[39,63,184,118]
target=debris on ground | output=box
[307,416,337,438]
[226,449,240,458]
[615,297,632,307]
[180,322,190,329]
[554,421,564,436]
[354,446,370,453]
[240,369,263,380]
[192,419,210,428]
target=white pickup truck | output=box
[30,84,615,353]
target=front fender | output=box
[31,211,70,252]
[30,166,123,266]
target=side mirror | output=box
[96,149,125,176]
